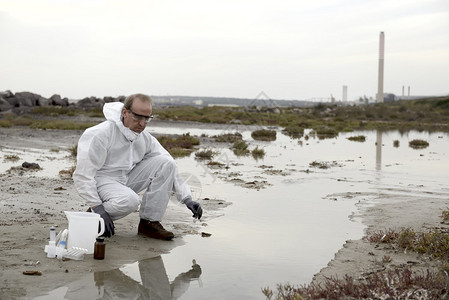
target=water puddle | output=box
[27,128,449,299]
[34,256,202,299]
[0,146,74,178]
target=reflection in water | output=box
[376,130,382,171]
[47,256,201,300]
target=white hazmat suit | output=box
[73,102,192,222]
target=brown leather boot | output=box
[138,219,174,240]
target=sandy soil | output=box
[1,124,448,299]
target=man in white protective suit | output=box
[73,93,202,240]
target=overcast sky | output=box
[1,0,448,101]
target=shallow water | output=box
[24,127,449,299]
[159,128,448,299]
[0,147,75,177]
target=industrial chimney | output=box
[377,32,385,103]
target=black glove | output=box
[92,204,115,237]
[184,197,203,219]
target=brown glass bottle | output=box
[94,237,105,260]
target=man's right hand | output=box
[92,204,115,237]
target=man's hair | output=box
[123,93,152,110]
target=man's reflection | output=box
[140,257,202,299]
[65,256,201,299]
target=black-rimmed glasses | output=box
[128,109,154,123]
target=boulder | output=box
[103,96,116,103]
[49,94,69,106]
[0,97,13,112]
[0,90,14,99]
[116,96,126,103]
[7,92,49,107]
[103,96,126,103]
[22,162,41,169]
[76,96,105,108]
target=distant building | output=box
[342,85,348,102]
[374,93,395,102]
[383,93,395,102]
[207,103,239,107]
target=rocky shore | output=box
[0,90,125,113]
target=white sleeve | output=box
[73,126,109,207]
[143,133,171,158]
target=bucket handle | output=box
[97,217,105,237]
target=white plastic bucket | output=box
[65,211,105,254]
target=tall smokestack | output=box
[377,32,385,103]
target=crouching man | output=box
[73,93,202,240]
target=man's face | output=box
[122,99,152,133]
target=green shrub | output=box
[59,166,76,178]
[282,125,304,138]
[157,133,199,150]
[86,107,104,117]
[251,129,276,141]
[314,126,338,139]
[409,139,429,149]
[368,228,449,260]
[11,117,35,126]
[214,133,243,143]
[3,154,20,162]
[69,145,77,158]
[397,228,416,250]
[195,149,217,160]
[347,135,366,142]
[176,133,200,148]
[168,147,192,158]
[232,140,249,156]
[32,106,83,116]
[263,268,448,300]
[251,146,265,159]
[0,120,12,127]
[393,140,400,147]
[441,208,449,222]
[207,161,225,167]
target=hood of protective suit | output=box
[103,102,139,142]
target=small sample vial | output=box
[46,241,56,258]
[94,237,105,260]
[56,240,66,260]
[50,226,56,242]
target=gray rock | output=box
[0,90,14,98]
[7,91,49,107]
[103,96,126,103]
[103,96,116,103]
[76,96,105,108]
[116,96,126,103]
[22,162,41,169]
[0,97,13,112]
[49,94,69,106]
